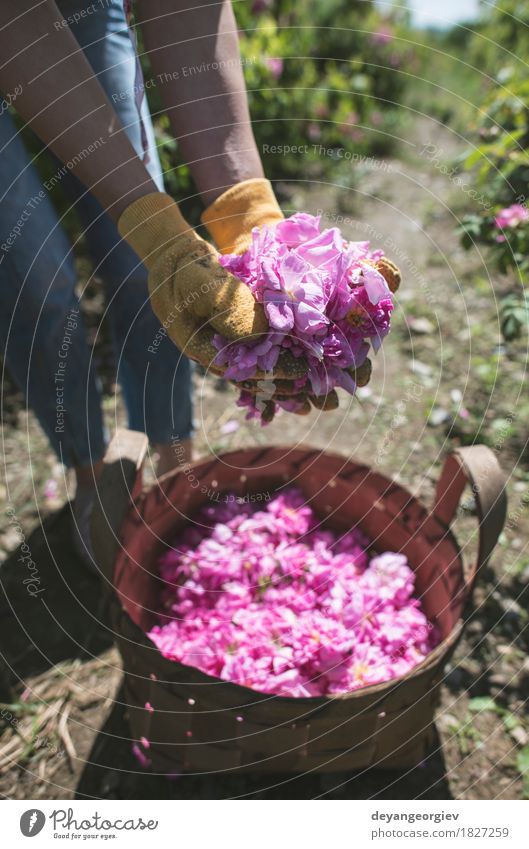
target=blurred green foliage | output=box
[147,0,414,203]
[404,28,485,133]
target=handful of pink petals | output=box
[213,213,400,422]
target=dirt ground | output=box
[1,115,528,800]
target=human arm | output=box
[136,0,264,206]
[0,0,156,220]
[0,1,270,371]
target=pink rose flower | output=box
[494,203,529,230]
[265,57,283,79]
[369,26,393,46]
[216,214,396,422]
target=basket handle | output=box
[432,445,507,589]
[91,428,148,582]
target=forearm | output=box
[137,0,264,206]
[0,1,157,220]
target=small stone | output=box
[221,420,239,435]
[410,359,433,376]
[0,528,21,551]
[438,713,459,731]
[510,726,529,746]
[428,407,451,427]
[501,599,522,616]
[488,673,509,687]
[356,386,372,399]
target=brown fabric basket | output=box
[92,431,506,775]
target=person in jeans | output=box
[0,0,335,566]
[0,1,192,561]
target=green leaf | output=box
[468,696,500,714]
[503,713,519,732]
[516,746,529,775]
[464,147,486,168]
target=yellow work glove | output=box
[118,191,302,378]
[202,179,339,417]
[201,177,283,255]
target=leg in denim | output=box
[58,0,193,444]
[0,1,192,473]
[0,108,105,468]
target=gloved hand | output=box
[201,176,283,255]
[201,178,339,416]
[118,192,307,380]
[202,182,401,418]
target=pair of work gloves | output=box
[118,180,400,419]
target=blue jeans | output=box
[0,0,193,468]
